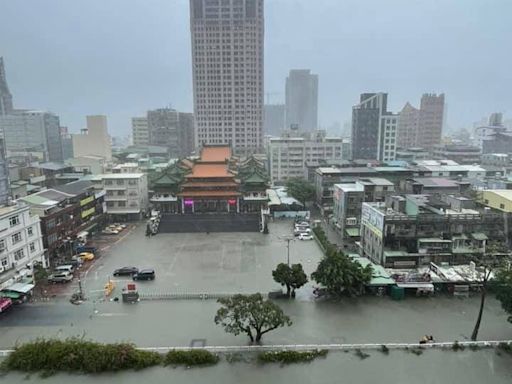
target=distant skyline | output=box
[0,0,511,136]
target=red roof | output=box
[200,146,231,162]
[182,181,240,188]
[186,164,234,178]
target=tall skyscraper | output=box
[397,102,420,148]
[0,110,63,162]
[264,104,285,136]
[0,57,14,116]
[417,93,445,149]
[190,0,264,154]
[147,108,195,158]
[351,93,398,161]
[72,115,112,161]
[396,93,445,149]
[285,69,318,132]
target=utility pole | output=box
[285,237,292,266]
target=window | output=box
[14,249,24,261]
[116,179,124,185]
[105,180,113,185]
[1,256,7,267]
[500,203,505,209]
[117,190,125,196]
[9,216,20,227]
[128,180,137,185]
[118,201,126,207]
[107,201,114,207]
[47,233,58,245]
[0,239,5,253]
[29,242,36,252]
[27,226,33,236]
[12,232,22,244]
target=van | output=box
[54,265,74,273]
[48,272,73,283]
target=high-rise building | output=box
[0,57,13,116]
[285,69,318,131]
[0,138,10,205]
[72,115,112,161]
[417,93,445,149]
[0,110,63,162]
[264,104,285,136]
[351,93,398,161]
[147,108,195,158]
[396,102,419,149]
[60,126,74,160]
[131,117,149,146]
[190,0,264,154]
[397,93,445,150]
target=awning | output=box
[345,228,360,237]
[472,233,488,241]
[4,283,35,294]
[452,234,468,240]
[0,291,22,299]
[396,282,434,291]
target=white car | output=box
[294,227,311,236]
[298,233,313,240]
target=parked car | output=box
[48,272,73,283]
[0,297,13,313]
[54,265,75,273]
[133,269,155,281]
[64,259,83,268]
[77,252,95,261]
[295,221,310,227]
[76,246,97,254]
[113,267,139,276]
[294,228,311,236]
[102,228,119,235]
[298,233,313,241]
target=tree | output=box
[470,241,508,341]
[272,263,308,298]
[285,178,316,207]
[494,267,512,324]
[214,293,292,343]
[311,252,373,296]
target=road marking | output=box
[95,313,129,317]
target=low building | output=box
[0,202,45,290]
[92,173,148,220]
[267,133,347,184]
[431,144,481,164]
[359,194,506,268]
[402,177,471,195]
[67,155,107,175]
[481,190,512,212]
[20,180,106,262]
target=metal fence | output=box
[138,292,257,301]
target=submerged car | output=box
[113,267,139,276]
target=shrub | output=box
[1,338,162,375]
[497,342,512,354]
[410,348,423,356]
[165,350,219,366]
[258,350,328,364]
[452,341,465,351]
[354,349,370,360]
[380,345,390,355]
[469,344,481,351]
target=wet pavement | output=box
[1,220,512,382]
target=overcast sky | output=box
[1,0,511,136]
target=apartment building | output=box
[267,135,346,184]
[0,203,45,290]
[92,173,148,220]
[131,117,149,146]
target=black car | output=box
[113,267,139,276]
[132,269,155,281]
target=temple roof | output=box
[200,145,232,163]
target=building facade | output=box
[351,93,397,162]
[0,57,13,116]
[60,126,74,161]
[0,110,63,162]
[267,134,345,184]
[72,115,112,161]
[417,93,445,149]
[397,102,419,149]
[285,69,318,131]
[131,117,149,147]
[431,144,481,164]
[0,203,45,290]
[190,0,264,154]
[147,108,194,158]
[264,104,285,136]
[0,138,9,205]
[92,173,148,220]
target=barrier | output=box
[1,340,510,357]
[138,292,257,301]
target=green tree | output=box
[471,241,508,341]
[494,267,512,324]
[272,263,308,298]
[214,293,292,343]
[311,252,373,296]
[285,177,316,207]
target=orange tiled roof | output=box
[177,190,241,197]
[186,163,234,178]
[181,181,240,188]
[200,146,232,162]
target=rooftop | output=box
[335,183,364,192]
[484,189,512,201]
[0,203,29,217]
[186,164,234,178]
[200,145,232,163]
[54,180,94,195]
[33,162,70,171]
[412,177,461,188]
[100,173,145,179]
[358,177,394,187]
[316,167,377,175]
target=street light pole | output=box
[285,238,292,266]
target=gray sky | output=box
[1,0,511,136]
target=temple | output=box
[148,145,268,214]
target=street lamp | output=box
[280,236,295,267]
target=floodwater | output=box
[2,349,512,384]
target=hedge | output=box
[257,350,328,364]
[165,349,219,366]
